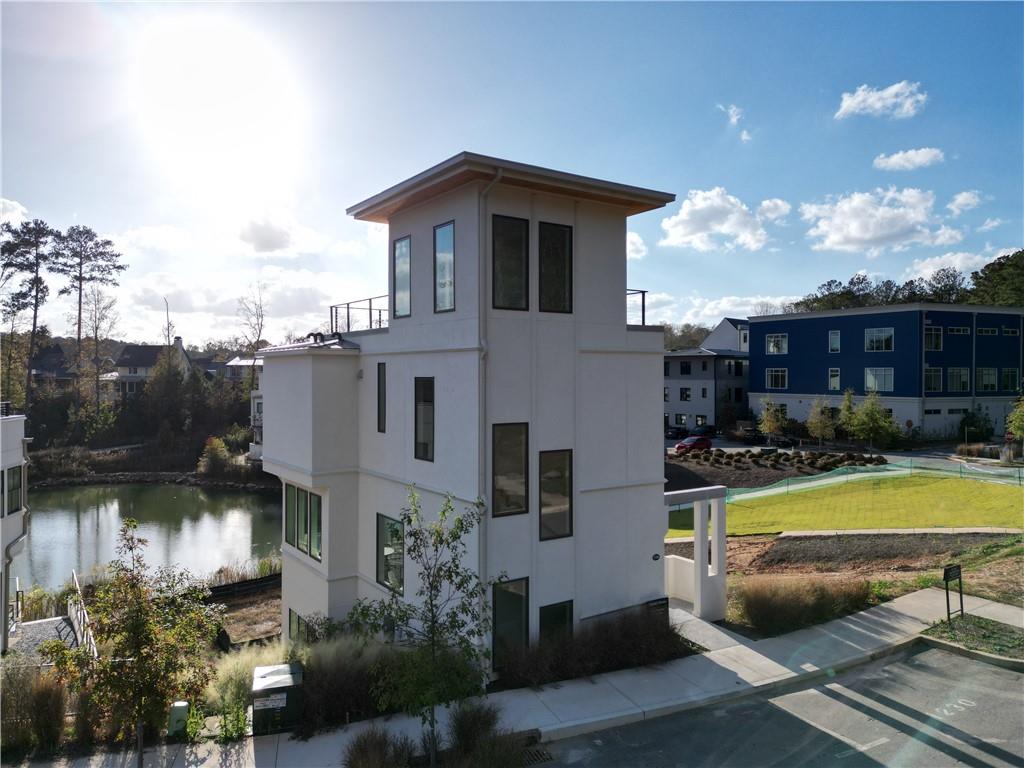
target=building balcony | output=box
[330,295,389,334]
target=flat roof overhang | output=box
[346,152,676,223]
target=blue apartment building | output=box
[747,304,1024,438]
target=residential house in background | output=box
[748,304,1024,437]
[1,402,29,653]
[664,318,749,431]
[227,358,265,459]
[104,336,193,397]
[27,343,77,391]
[259,153,674,665]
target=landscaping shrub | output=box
[447,700,499,758]
[499,609,696,688]
[206,640,289,713]
[28,672,67,753]
[739,577,871,636]
[1,657,35,753]
[197,437,232,477]
[222,423,254,453]
[342,725,416,768]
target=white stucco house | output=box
[259,153,676,664]
[1,403,30,653]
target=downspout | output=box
[2,437,32,654]
[478,168,502,667]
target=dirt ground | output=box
[220,586,281,643]
[664,459,824,492]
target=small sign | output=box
[254,693,287,711]
[943,563,964,622]
[943,564,962,582]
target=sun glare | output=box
[129,15,307,214]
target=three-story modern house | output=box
[748,304,1024,437]
[259,153,674,664]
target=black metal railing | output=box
[0,401,14,417]
[330,295,389,334]
[626,288,650,326]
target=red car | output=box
[675,436,712,454]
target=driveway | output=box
[547,646,1024,767]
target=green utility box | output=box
[251,663,303,735]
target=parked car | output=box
[665,426,688,440]
[675,436,712,454]
[690,424,716,437]
[740,427,766,445]
[769,435,797,448]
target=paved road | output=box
[547,647,1024,767]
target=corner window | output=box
[828,330,840,353]
[865,328,894,352]
[539,450,572,541]
[539,222,572,313]
[948,367,970,393]
[493,423,528,516]
[5,466,22,515]
[309,494,322,561]
[433,222,455,313]
[493,215,528,310]
[285,484,296,547]
[493,578,528,670]
[539,600,573,645]
[377,362,386,433]
[976,368,997,392]
[766,334,788,355]
[284,483,322,562]
[924,367,942,393]
[376,514,404,594]
[828,368,840,391]
[865,367,894,392]
[288,609,309,642]
[393,236,411,318]
[924,327,942,352]
[297,488,309,553]
[414,378,435,461]
[1002,369,1020,391]
[765,368,788,389]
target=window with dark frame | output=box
[539,222,572,313]
[285,484,296,547]
[539,450,572,540]
[297,487,309,553]
[493,215,529,310]
[493,423,528,516]
[434,221,455,312]
[492,578,528,670]
[680,387,690,401]
[393,236,411,318]
[377,362,386,433]
[924,326,943,352]
[539,600,573,644]
[1002,368,1020,391]
[414,377,434,461]
[680,361,691,375]
[5,467,21,515]
[924,367,942,393]
[376,514,404,595]
[284,483,322,562]
[309,494,322,561]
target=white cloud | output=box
[800,187,963,256]
[111,224,191,258]
[240,217,292,252]
[626,231,648,260]
[946,190,981,217]
[977,217,1004,232]
[757,199,791,221]
[872,147,944,171]
[660,187,790,252]
[630,292,803,327]
[0,198,28,226]
[717,103,743,125]
[835,80,927,120]
[740,130,752,143]
[902,251,997,281]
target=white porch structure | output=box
[664,485,727,621]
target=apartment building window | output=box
[493,423,528,516]
[284,483,323,562]
[948,408,968,415]
[735,387,743,403]
[433,221,455,313]
[976,368,997,392]
[285,484,296,547]
[765,368,788,389]
[1004,328,1020,337]
[539,600,573,644]
[493,215,528,310]
[924,327,943,352]
[977,328,997,336]
[947,327,969,335]
[414,377,434,461]
[828,330,840,353]
[664,361,670,376]
[924,367,942,393]
[701,387,708,399]
[125,382,136,394]
[948,367,970,393]
[680,361,691,375]
[766,334,788,355]
[865,367,894,392]
[735,361,744,376]
[393,236,411,318]
[1002,368,1020,391]
[924,408,941,415]
[865,328,894,352]
[377,363,386,433]
[696,415,707,426]
[493,578,528,670]
[701,361,708,372]
[741,330,748,346]
[675,414,686,425]
[664,387,669,402]
[539,450,572,540]
[297,488,309,553]
[539,222,572,313]
[376,514,404,594]
[128,366,139,375]
[6,466,22,514]
[288,609,309,643]
[828,368,840,391]
[309,494,322,560]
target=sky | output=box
[2,2,1022,344]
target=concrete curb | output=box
[918,635,1024,672]
[537,637,921,743]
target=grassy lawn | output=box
[924,614,1024,659]
[668,475,1023,538]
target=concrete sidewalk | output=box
[31,588,1024,768]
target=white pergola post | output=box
[663,485,728,621]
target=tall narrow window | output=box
[376,514,404,594]
[377,362,386,433]
[828,330,841,353]
[924,327,942,352]
[309,493,322,561]
[493,423,528,516]
[433,222,455,312]
[924,367,942,393]
[766,368,788,389]
[285,484,296,547]
[539,222,572,313]
[5,467,21,514]
[539,450,572,540]
[539,601,573,645]
[493,215,528,310]
[828,368,840,391]
[1002,368,1020,391]
[976,368,997,392]
[296,487,309,554]
[393,236,411,318]
[493,578,528,670]
[414,377,434,461]
[948,367,970,392]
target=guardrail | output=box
[330,295,389,334]
[68,570,98,659]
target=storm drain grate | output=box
[522,746,554,765]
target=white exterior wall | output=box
[1,414,28,653]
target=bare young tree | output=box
[162,297,175,348]
[82,286,119,404]
[237,283,266,390]
[750,301,782,317]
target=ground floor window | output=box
[288,608,309,642]
[765,368,788,389]
[5,466,22,515]
[1001,368,1018,391]
[376,514,405,594]
[539,450,572,540]
[695,415,707,426]
[493,578,528,670]
[924,367,942,393]
[674,414,686,426]
[539,600,573,645]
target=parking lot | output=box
[547,646,1024,767]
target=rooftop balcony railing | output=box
[330,296,389,334]
[626,288,654,326]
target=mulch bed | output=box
[664,460,823,492]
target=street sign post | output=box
[943,563,963,622]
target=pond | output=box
[11,484,282,591]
